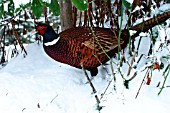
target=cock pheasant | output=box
[35,11,170,76]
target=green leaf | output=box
[0,3,4,18]
[71,0,88,11]
[31,0,43,18]
[15,7,21,13]
[48,0,60,16]
[8,0,15,16]
[21,3,30,10]
[15,3,31,13]
[122,0,132,9]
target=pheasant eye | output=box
[40,27,45,30]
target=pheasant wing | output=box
[60,27,124,55]
[82,28,124,54]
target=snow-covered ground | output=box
[0,2,170,113]
[0,32,170,113]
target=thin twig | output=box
[120,54,125,67]
[100,61,117,101]
[0,26,6,64]
[137,54,144,64]
[135,68,149,99]
[0,10,22,25]
[80,62,97,93]
[158,64,170,95]
[93,54,109,74]
[50,94,58,103]
[80,62,101,109]
[118,55,125,79]
[100,77,114,100]
[80,63,99,102]
[22,108,26,112]
[10,19,27,55]
[136,36,142,55]
[126,71,137,82]
[110,61,116,81]
[127,51,136,76]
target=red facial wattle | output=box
[36,26,47,35]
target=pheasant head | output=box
[35,23,60,46]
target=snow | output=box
[0,36,170,113]
[126,0,134,4]
[0,43,95,113]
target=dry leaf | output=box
[154,62,160,70]
[146,77,151,85]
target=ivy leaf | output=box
[48,0,60,16]
[0,3,4,18]
[122,0,132,9]
[8,0,15,16]
[71,0,88,11]
[31,0,43,18]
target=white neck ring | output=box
[44,37,60,46]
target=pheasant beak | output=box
[34,24,38,33]
[31,29,38,36]
[34,22,38,27]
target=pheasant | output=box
[35,11,170,76]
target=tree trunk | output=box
[58,0,73,31]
